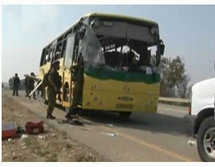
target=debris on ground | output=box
[20,134,28,140]
[67,118,83,126]
[58,118,83,126]
[38,135,46,140]
[107,124,114,127]
[187,139,197,147]
[101,132,118,137]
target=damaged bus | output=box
[39,13,165,118]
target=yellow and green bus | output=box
[39,13,165,118]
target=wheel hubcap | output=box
[203,127,215,159]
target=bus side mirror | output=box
[155,41,165,67]
[160,44,165,55]
[159,40,165,55]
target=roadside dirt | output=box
[2,89,104,162]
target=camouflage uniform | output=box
[65,56,84,119]
[46,61,61,119]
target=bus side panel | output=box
[82,74,160,113]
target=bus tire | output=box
[197,116,215,162]
[119,112,132,119]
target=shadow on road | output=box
[80,109,191,136]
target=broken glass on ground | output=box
[101,132,118,137]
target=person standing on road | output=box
[24,76,29,97]
[13,73,20,96]
[65,55,84,120]
[46,60,61,119]
[28,72,36,100]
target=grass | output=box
[24,136,56,161]
[75,152,98,162]
[24,136,40,151]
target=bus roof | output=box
[42,13,158,50]
[85,13,158,26]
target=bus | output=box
[38,13,165,118]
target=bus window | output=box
[80,26,104,67]
[64,34,75,68]
[40,49,46,66]
[62,40,67,58]
[54,43,63,60]
[43,49,49,64]
[49,49,54,62]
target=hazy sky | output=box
[2,5,215,84]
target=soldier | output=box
[65,55,84,120]
[24,76,29,97]
[13,73,20,96]
[28,72,36,100]
[46,60,61,119]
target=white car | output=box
[189,78,215,161]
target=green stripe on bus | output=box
[84,66,160,84]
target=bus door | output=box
[62,34,76,107]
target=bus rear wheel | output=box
[119,112,132,119]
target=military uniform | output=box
[65,56,84,119]
[46,61,61,119]
[47,70,60,117]
[28,73,36,99]
[13,74,20,96]
[24,77,29,96]
[71,64,84,109]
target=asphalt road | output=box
[5,90,200,161]
[78,104,200,161]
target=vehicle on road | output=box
[38,13,165,118]
[189,78,215,161]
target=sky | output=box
[2,4,215,85]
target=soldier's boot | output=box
[46,114,55,119]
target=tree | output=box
[160,56,190,98]
[168,56,185,88]
[160,57,171,96]
[177,75,190,98]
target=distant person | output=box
[13,73,20,96]
[24,76,30,97]
[28,72,36,100]
[46,60,62,119]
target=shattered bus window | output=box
[80,26,105,68]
